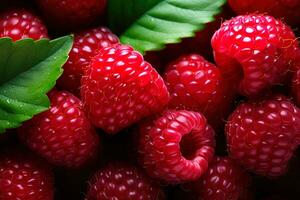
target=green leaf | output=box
[109,0,226,54]
[0,35,73,133]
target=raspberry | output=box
[57,27,119,94]
[164,54,234,129]
[81,44,170,134]
[0,150,54,200]
[86,163,165,200]
[0,9,48,41]
[36,0,107,30]
[212,14,299,97]
[185,157,251,200]
[228,0,300,26]
[226,95,300,177]
[138,110,215,184]
[18,90,100,169]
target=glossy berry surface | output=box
[57,27,119,94]
[36,0,107,30]
[226,96,300,177]
[212,14,299,97]
[86,163,165,200]
[138,110,215,184]
[229,0,300,26]
[0,9,48,41]
[0,151,54,200]
[81,44,170,134]
[164,54,234,128]
[185,157,251,200]
[18,90,100,169]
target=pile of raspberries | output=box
[1,0,300,200]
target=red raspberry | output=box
[164,54,234,129]
[0,150,54,200]
[138,110,215,184]
[57,27,119,94]
[212,14,299,97]
[185,157,251,200]
[86,163,165,200]
[226,95,300,177]
[0,9,48,41]
[228,0,300,26]
[36,0,107,30]
[81,44,170,134]
[18,90,100,169]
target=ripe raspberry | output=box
[228,0,300,26]
[57,27,119,94]
[138,110,215,184]
[164,54,234,129]
[226,95,300,177]
[185,157,251,200]
[86,163,165,200]
[18,90,100,169]
[0,9,48,41]
[81,44,170,134]
[36,0,107,30]
[0,150,54,200]
[212,14,299,97]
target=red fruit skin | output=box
[18,90,100,169]
[0,151,54,200]
[81,44,170,134]
[228,0,300,26]
[226,95,300,177]
[212,14,299,97]
[86,163,165,200]
[164,54,235,129]
[0,9,48,41]
[36,0,107,30]
[57,27,119,95]
[185,157,251,200]
[138,110,215,184]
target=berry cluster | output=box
[1,0,300,200]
